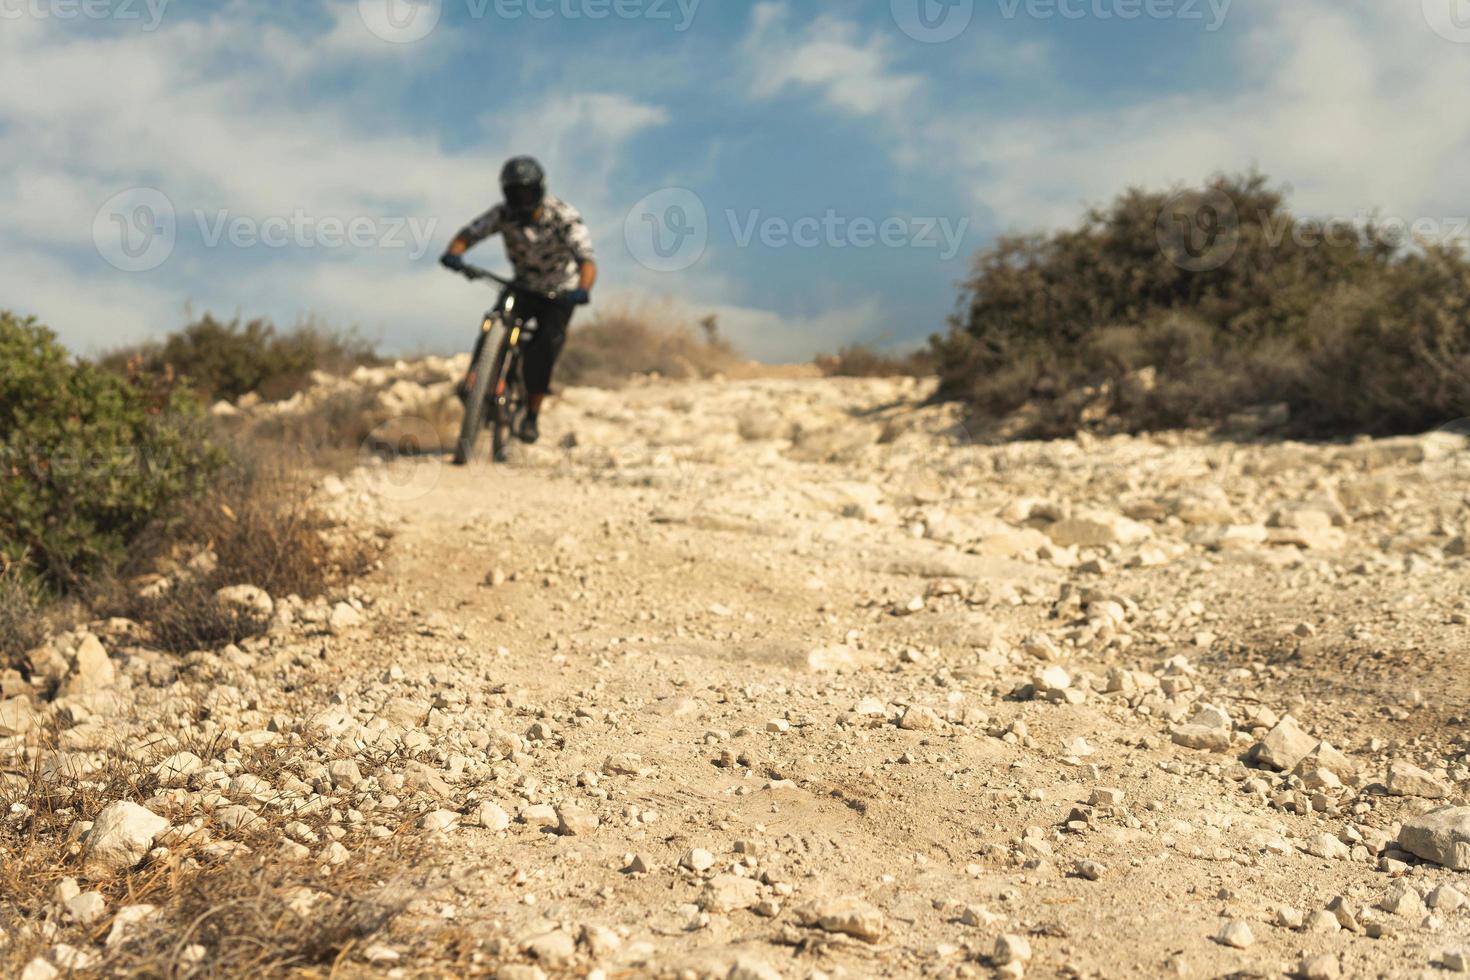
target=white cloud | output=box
[747,2,1470,234]
[0,3,677,354]
[743,3,923,118]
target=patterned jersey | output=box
[457,195,595,293]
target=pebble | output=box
[1213,919,1254,949]
[1298,953,1341,979]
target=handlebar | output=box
[452,261,559,302]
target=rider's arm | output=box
[577,259,598,291]
[448,205,507,257]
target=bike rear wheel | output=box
[453,335,500,466]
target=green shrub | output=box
[104,316,379,403]
[0,313,224,588]
[933,172,1470,436]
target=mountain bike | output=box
[447,263,559,466]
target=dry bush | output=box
[560,300,739,388]
[93,440,368,652]
[0,563,47,669]
[815,344,934,378]
[252,386,461,462]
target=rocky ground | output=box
[4,370,1470,978]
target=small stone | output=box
[1379,882,1424,916]
[1428,884,1466,911]
[700,874,760,912]
[681,848,715,872]
[798,896,886,942]
[623,853,653,874]
[1089,787,1125,806]
[521,804,559,828]
[152,752,205,788]
[52,878,80,904]
[899,705,942,731]
[61,634,116,696]
[523,929,576,965]
[105,904,159,946]
[417,810,460,833]
[65,891,107,925]
[1074,860,1106,881]
[1398,806,1470,870]
[1276,906,1303,929]
[1213,919,1254,949]
[1386,761,1452,799]
[555,805,599,836]
[579,923,622,957]
[1252,716,1317,771]
[1443,949,1469,974]
[215,584,273,617]
[328,602,363,634]
[1304,910,1340,933]
[82,802,170,877]
[994,933,1033,964]
[471,801,510,831]
[1326,896,1361,932]
[1298,953,1341,979]
[20,958,58,980]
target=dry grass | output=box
[90,439,373,653]
[0,731,448,978]
[814,344,934,378]
[560,299,739,388]
[0,563,47,670]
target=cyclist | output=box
[440,156,597,444]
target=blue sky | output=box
[2,1,1468,360]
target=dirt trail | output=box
[320,374,1470,978]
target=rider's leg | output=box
[519,300,572,440]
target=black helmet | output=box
[500,156,546,222]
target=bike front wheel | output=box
[453,334,501,466]
[490,342,526,464]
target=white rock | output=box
[61,634,115,696]
[681,847,715,872]
[328,602,364,634]
[1214,919,1254,949]
[700,874,760,912]
[797,896,885,942]
[215,585,273,617]
[471,801,510,831]
[65,891,107,924]
[152,751,205,787]
[994,933,1032,964]
[1398,806,1470,870]
[1386,761,1452,799]
[82,802,169,877]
